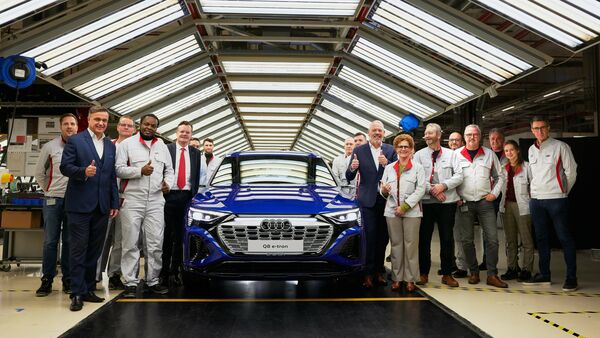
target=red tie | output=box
[177,148,186,190]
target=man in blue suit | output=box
[346,120,397,288]
[60,106,119,311]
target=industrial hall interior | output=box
[1,0,600,337]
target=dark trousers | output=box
[361,196,389,275]
[419,203,457,276]
[68,207,109,296]
[161,190,192,278]
[530,198,577,280]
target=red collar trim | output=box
[138,134,158,147]
[505,163,523,175]
[393,159,413,173]
[460,147,484,162]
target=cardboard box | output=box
[0,210,42,229]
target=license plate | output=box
[247,240,303,253]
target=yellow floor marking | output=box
[528,312,586,338]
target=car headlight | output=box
[318,208,361,226]
[187,208,233,228]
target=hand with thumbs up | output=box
[141,160,154,176]
[85,160,97,177]
[351,154,359,171]
[378,151,388,167]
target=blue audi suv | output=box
[182,151,364,285]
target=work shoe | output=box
[486,275,508,288]
[441,275,459,287]
[35,277,53,297]
[500,268,519,280]
[62,278,71,294]
[517,270,532,282]
[522,273,551,286]
[122,285,137,298]
[416,274,428,286]
[108,274,125,290]
[452,269,468,278]
[82,292,105,303]
[468,273,480,285]
[562,278,578,292]
[149,284,169,295]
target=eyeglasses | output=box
[119,123,134,128]
[464,133,480,138]
[396,145,411,149]
[531,126,548,131]
[449,138,461,142]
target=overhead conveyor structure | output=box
[2,0,599,160]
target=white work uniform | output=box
[412,146,463,204]
[455,146,505,202]
[332,153,356,196]
[199,153,221,186]
[34,137,68,198]
[528,137,577,199]
[116,134,174,287]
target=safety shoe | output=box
[149,284,169,295]
[416,274,428,286]
[562,278,578,292]
[517,270,532,282]
[452,269,468,278]
[62,278,71,294]
[522,273,551,286]
[441,275,459,287]
[35,277,53,297]
[500,268,519,280]
[122,285,137,298]
[468,273,480,285]
[486,275,508,288]
[108,274,125,290]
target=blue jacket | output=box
[346,143,397,208]
[60,130,119,214]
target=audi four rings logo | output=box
[261,219,292,231]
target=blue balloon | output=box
[399,113,420,132]
[0,55,37,89]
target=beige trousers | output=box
[503,201,534,272]
[386,216,421,282]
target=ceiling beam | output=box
[194,18,359,28]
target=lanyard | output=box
[430,149,441,183]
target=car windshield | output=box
[210,154,336,186]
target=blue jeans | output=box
[42,198,70,281]
[530,198,577,280]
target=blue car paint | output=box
[182,151,366,279]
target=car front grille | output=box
[217,217,333,255]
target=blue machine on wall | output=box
[0,55,39,89]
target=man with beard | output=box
[199,138,220,186]
[116,114,174,298]
[34,113,78,296]
[455,124,507,288]
[346,121,397,288]
[413,123,464,287]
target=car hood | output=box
[191,185,356,215]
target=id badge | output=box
[46,198,56,206]
[460,204,468,213]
